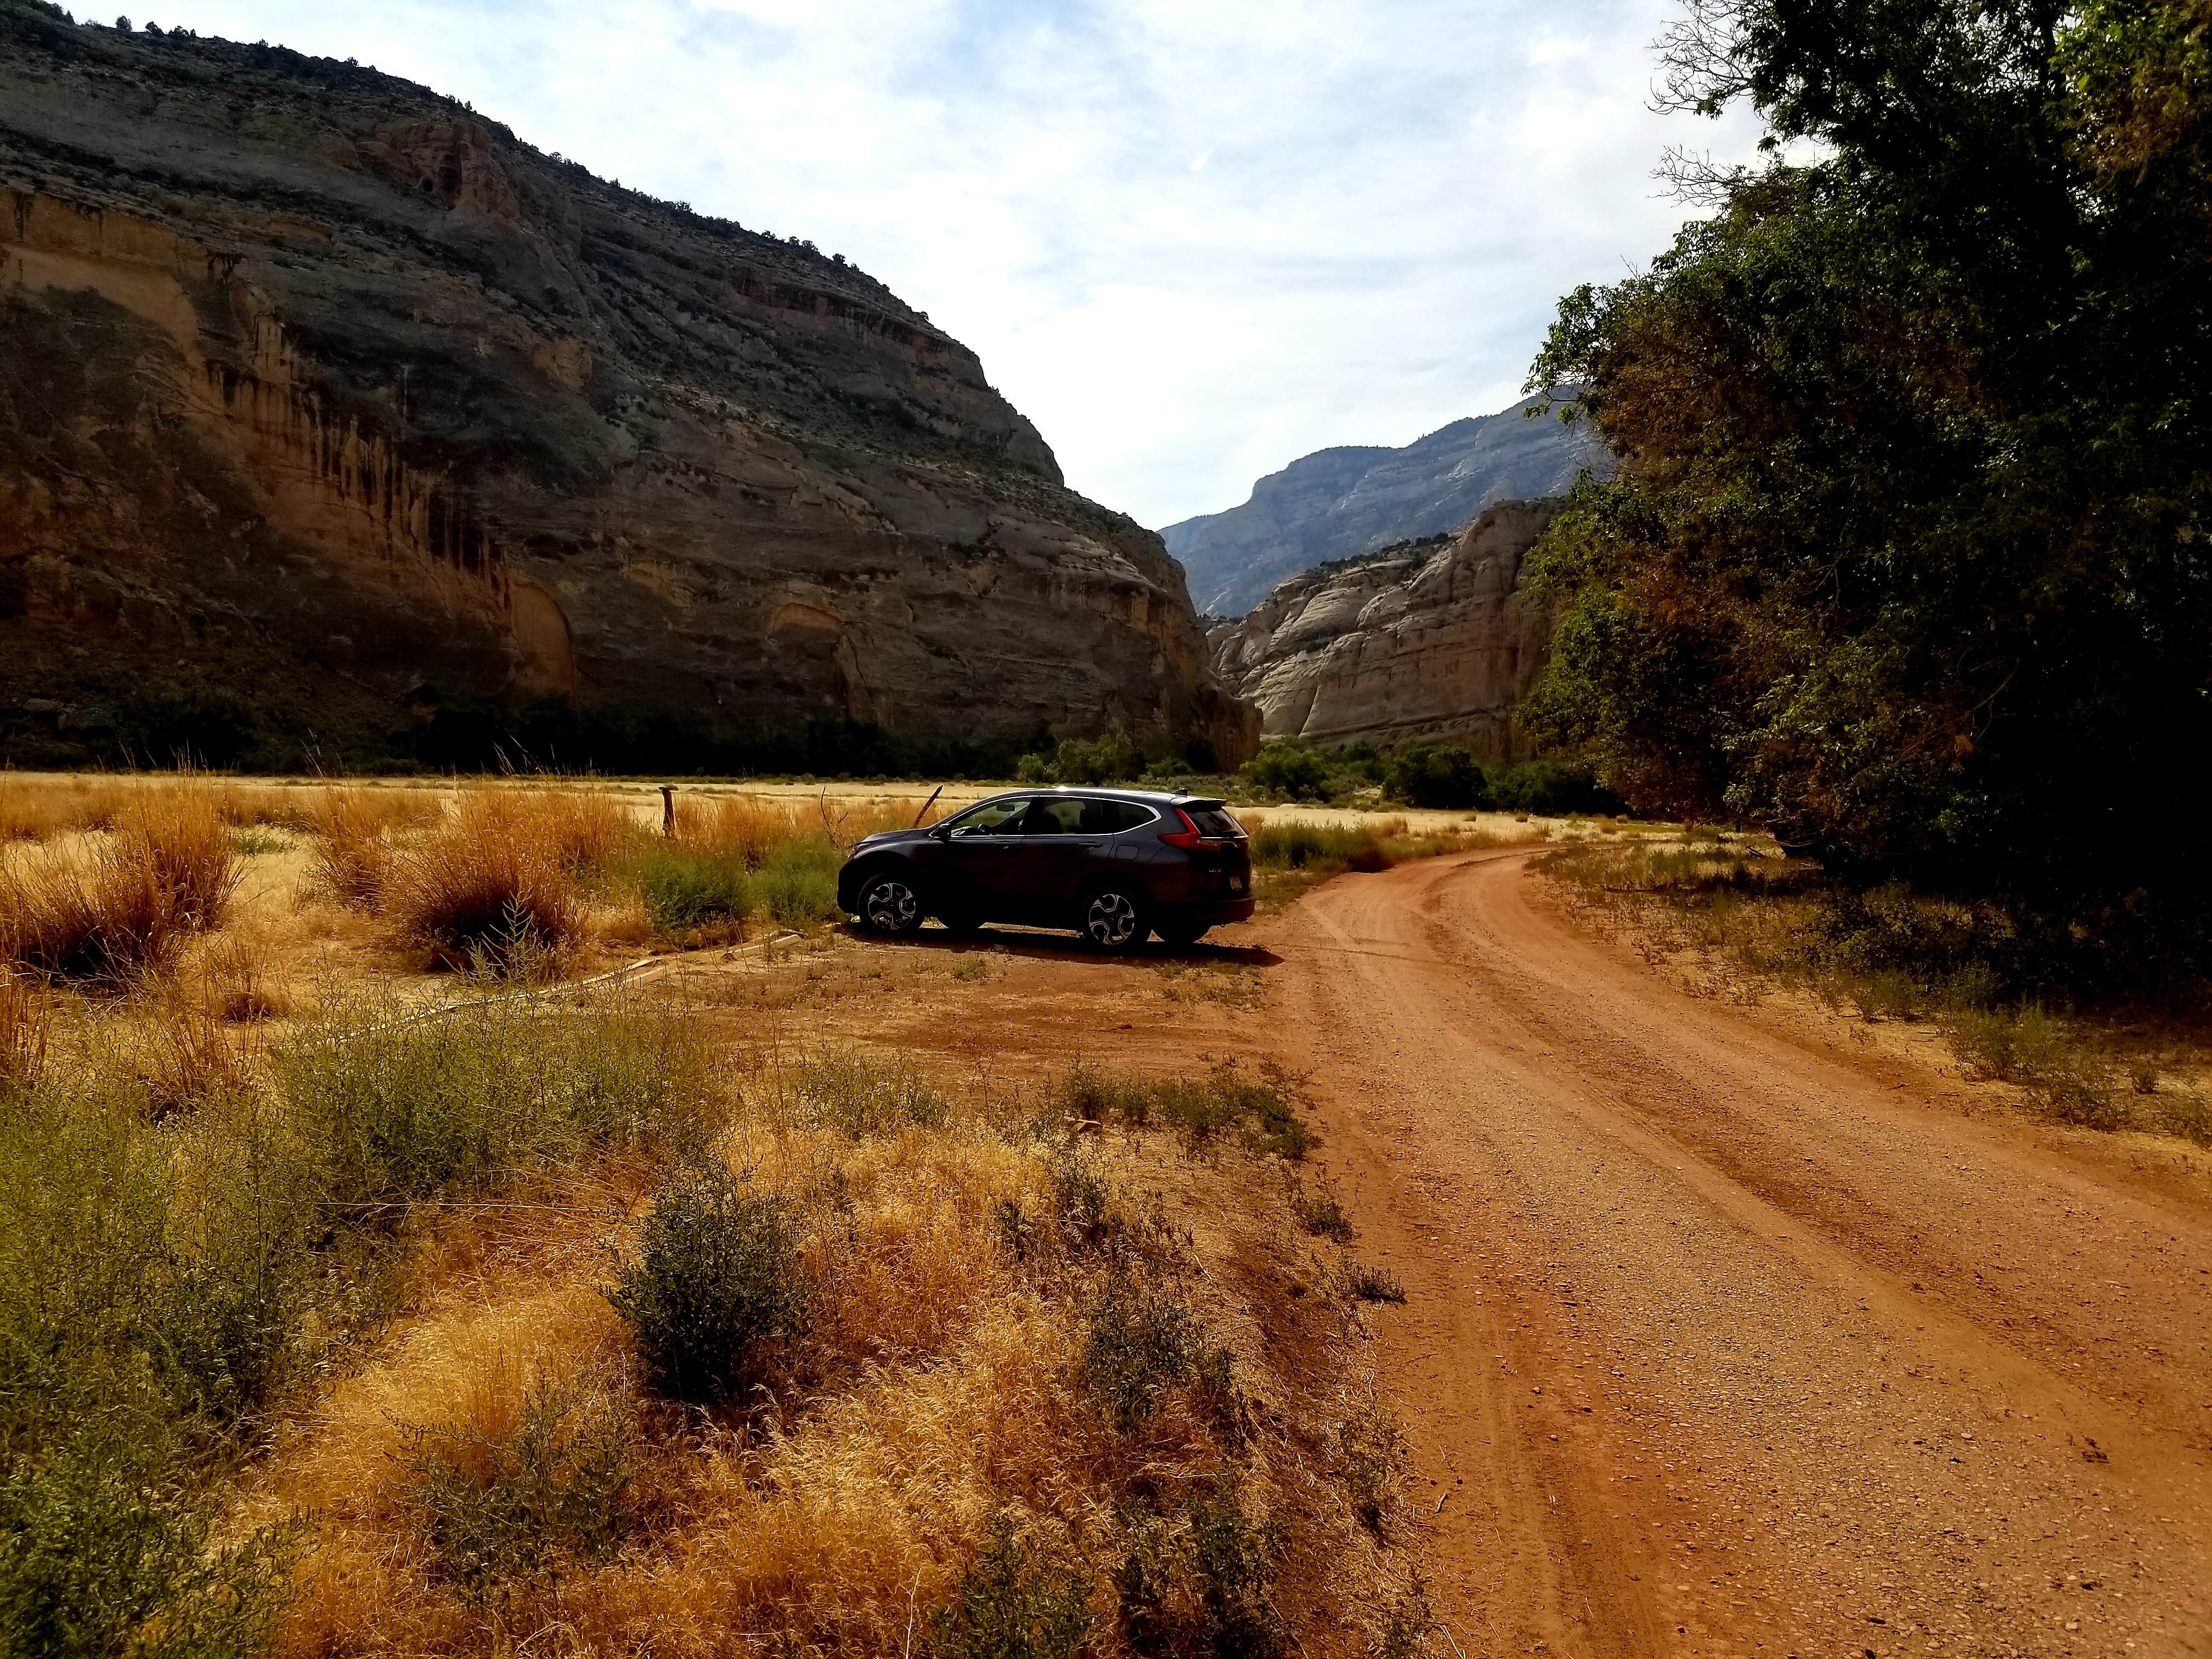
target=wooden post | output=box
[659,783,676,839]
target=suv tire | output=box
[1080,883,1149,952]
[856,871,924,936]
[1155,918,1211,947]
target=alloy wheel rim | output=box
[865,880,916,931]
[1087,893,1137,945]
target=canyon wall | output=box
[1206,499,1557,758]
[0,4,1254,768]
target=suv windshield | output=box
[941,797,1031,838]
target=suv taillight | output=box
[1160,807,1205,849]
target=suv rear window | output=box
[1185,806,1244,839]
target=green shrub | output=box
[1344,1262,1405,1304]
[1850,969,1923,1022]
[929,1514,1092,1659]
[755,836,842,929]
[1487,760,1616,815]
[1290,1184,1353,1243]
[281,998,701,1209]
[1057,1065,1313,1160]
[1242,741,1331,802]
[1114,1488,1287,1659]
[1335,1402,1405,1528]
[1055,729,1142,785]
[410,1375,634,1604]
[1047,1148,1122,1254]
[1385,744,1488,809]
[1016,729,1143,787]
[1245,821,1384,874]
[0,1417,290,1659]
[630,847,752,933]
[1944,1007,2017,1078]
[1080,1273,1195,1431]
[1187,1491,1285,1659]
[775,1048,947,1138]
[610,1164,808,1403]
[2160,1092,2212,1146]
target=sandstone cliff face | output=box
[1164,396,1601,618]
[0,5,1254,769]
[1206,500,1557,759]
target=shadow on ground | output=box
[837,922,1281,969]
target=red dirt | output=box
[1277,848,2212,1658]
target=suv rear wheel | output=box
[1081,884,1149,952]
[856,872,923,936]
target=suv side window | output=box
[1022,798,1091,835]
[1023,798,1159,835]
[944,797,1032,838]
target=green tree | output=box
[1385,744,1488,809]
[1523,0,2212,934]
[1241,740,1331,801]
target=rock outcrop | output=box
[1206,499,1557,758]
[1164,394,1601,618]
[0,4,1254,769]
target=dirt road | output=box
[1277,848,2212,1658]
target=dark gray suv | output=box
[835,788,1255,951]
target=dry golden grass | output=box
[676,793,934,867]
[0,774,134,840]
[675,795,803,867]
[303,787,430,908]
[195,931,294,1024]
[509,786,633,870]
[0,786,240,985]
[249,1056,1411,1659]
[136,998,263,1119]
[212,782,321,832]
[0,970,50,1092]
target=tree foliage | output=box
[1523,0,2212,931]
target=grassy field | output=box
[0,771,1459,1658]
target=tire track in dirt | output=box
[1269,848,2212,1658]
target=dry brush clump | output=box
[0,786,240,986]
[305,785,443,907]
[370,789,630,974]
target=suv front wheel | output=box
[856,871,924,936]
[1081,884,1149,952]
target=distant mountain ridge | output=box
[1162,394,1605,617]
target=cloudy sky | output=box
[139,1,1767,528]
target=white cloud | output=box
[138,0,1769,527]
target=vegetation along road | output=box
[1265,848,2212,1658]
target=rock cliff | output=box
[1206,499,1557,758]
[1164,394,1601,618]
[0,3,1254,769]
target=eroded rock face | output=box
[1164,396,1601,618]
[1206,500,1558,758]
[0,10,1254,768]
